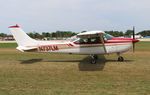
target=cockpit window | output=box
[71,33,113,44]
[74,37,101,44]
[70,37,78,42]
[103,33,113,40]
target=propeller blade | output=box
[133,26,135,40]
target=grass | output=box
[135,41,150,51]
[0,42,150,95]
[0,43,17,48]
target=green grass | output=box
[0,42,150,95]
[135,41,150,51]
[0,43,17,48]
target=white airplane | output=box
[9,24,139,64]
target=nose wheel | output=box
[118,56,124,62]
[90,55,98,64]
[117,53,124,62]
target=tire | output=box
[118,56,124,62]
[91,58,96,64]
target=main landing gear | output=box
[90,55,98,64]
[117,53,124,62]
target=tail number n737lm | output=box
[38,45,59,52]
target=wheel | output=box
[91,58,97,64]
[118,56,124,62]
[90,55,97,64]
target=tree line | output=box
[27,31,77,40]
[1,30,150,39]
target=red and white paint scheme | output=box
[9,24,139,64]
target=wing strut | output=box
[100,34,107,54]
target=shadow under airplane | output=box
[19,55,133,71]
[19,59,43,64]
[78,55,106,71]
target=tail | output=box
[9,24,38,51]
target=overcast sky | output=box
[1,0,150,34]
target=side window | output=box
[74,37,101,44]
[90,37,101,44]
[74,38,88,44]
[79,38,88,44]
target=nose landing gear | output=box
[118,56,124,62]
[117,53,124,62]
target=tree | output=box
[34,33,42,39]
[137,30,150,37]
[42,32,51,37]
[0,33,7,37]
[105,31,124,37]
[27,32,35,38]
[52,32,56,38]
[27,32,43,39]
[124,30,133,36]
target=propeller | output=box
[132,26,135,52]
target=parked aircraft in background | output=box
[9,25,139,64]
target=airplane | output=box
[9,24,139,64]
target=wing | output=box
[77,30,104,38]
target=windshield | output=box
[70,36,79,42]
[103,33,113,40]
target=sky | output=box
[1,0,150,34]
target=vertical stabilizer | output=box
[9,24,37,47]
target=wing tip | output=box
[9,24,20,28]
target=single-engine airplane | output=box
[9,24,139,64]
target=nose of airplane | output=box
[132,39,139,43]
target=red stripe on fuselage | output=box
[105,40,132,43]
[106,37,139,43]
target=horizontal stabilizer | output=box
[17,46,37,52]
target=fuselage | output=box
[8,25,139,55]
[34,36,138,55]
